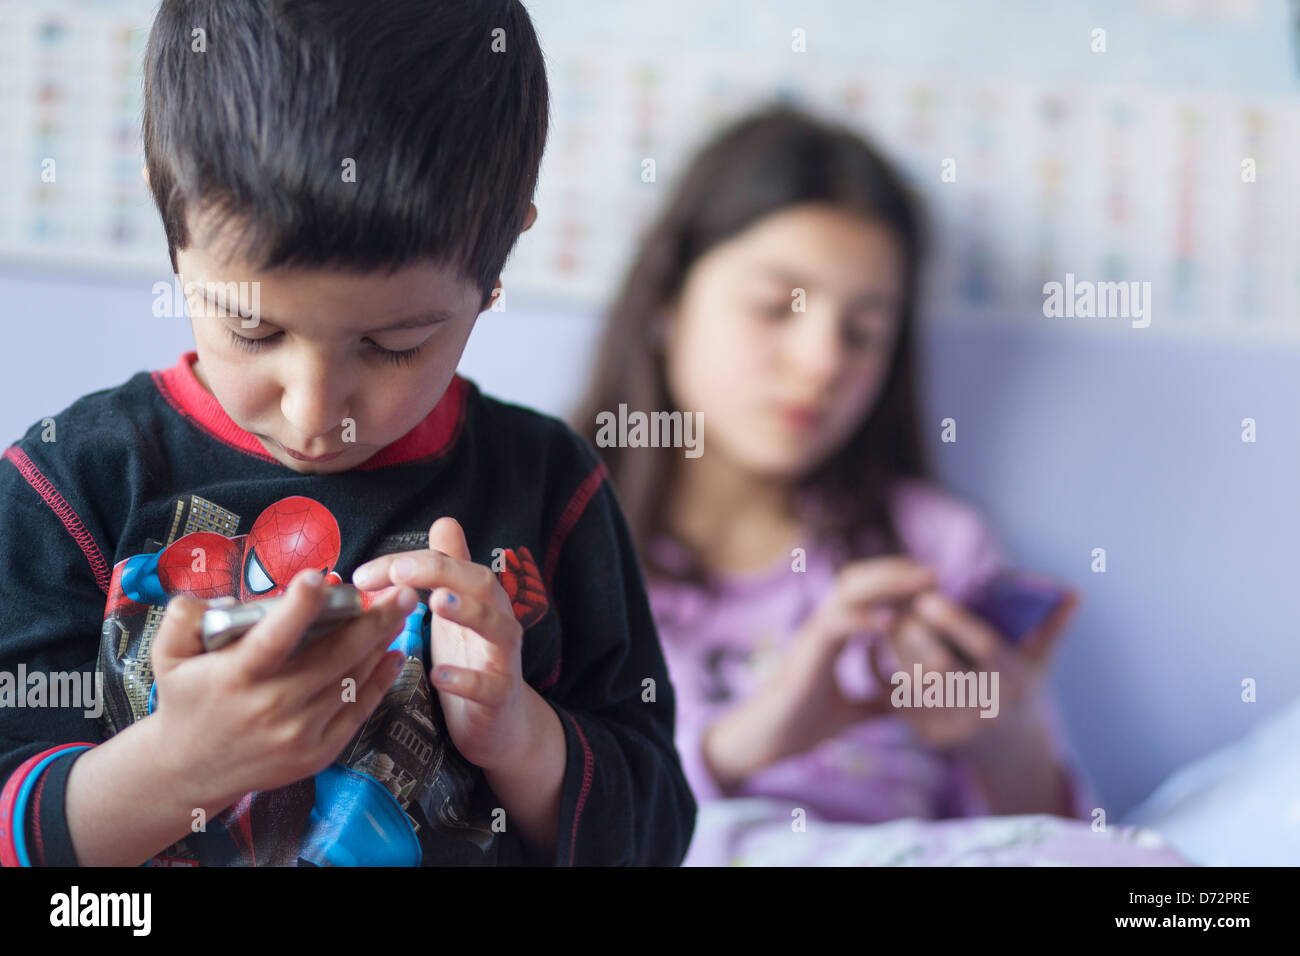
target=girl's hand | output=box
[702,556,937,788]
[351,517,530,773]
[867,587,1080,750]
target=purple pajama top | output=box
[647,479,1097,824]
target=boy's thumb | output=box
[151,594,209,672]
[427,516,471,562]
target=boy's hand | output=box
[351,517,531,773]
[149,571,415,812]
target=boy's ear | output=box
[521,203,537,233]
[141,165,151,190]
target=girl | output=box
[570,105,1094,832]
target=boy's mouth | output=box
[277,441,346,463]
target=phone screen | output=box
[964,570,1069,645]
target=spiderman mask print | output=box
[95,493,548,866]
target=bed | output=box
[681,694,1300,866]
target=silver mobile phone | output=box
[200,583,366,654]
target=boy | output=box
[0,0,696,866]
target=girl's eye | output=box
[844,326,877,348]
[754,302,793,320]
[844,320,895,350]
[224,327,426,367]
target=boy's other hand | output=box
[351,517,532,773]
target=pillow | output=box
[1123,694,1300,866]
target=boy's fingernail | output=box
[397,587,418,611]
[353,564,377,585]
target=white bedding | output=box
[1122,694,1300,866]
[683,798,1189,866]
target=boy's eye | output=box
[371,342,425,367]
[223,327,427,367]
[226,328,282,351]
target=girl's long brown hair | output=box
[568,105,931,592]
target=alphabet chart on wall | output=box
[502,52,1300,342]
[507,0,1300,341]
[1,0,1297,341]
[0,0,167,276]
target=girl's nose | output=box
[786,309,846,385]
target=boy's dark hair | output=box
[143,0,549,309]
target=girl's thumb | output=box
[846,688,895,722]
[809,603,895,651]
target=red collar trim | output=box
[151,351,470,470]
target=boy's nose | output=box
[281,374,352,449]
[282,410,350,452]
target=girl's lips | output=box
[778,406,826,429]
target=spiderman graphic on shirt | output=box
[102,495,548,865]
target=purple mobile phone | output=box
[963,569,1070,645]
